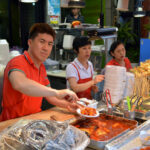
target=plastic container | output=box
[79,98,98,109]
[44,64,59,71]
[0,39,9,65]
[44,59,59,71]
[63,35,75,50]
[139,130,150,146]
[87,101,98,109]
[124,111,135,120]
[9,50,21,60]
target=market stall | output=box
[0,106,148,150]
[1,0,150,150]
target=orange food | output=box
[140,146,150,150]
[81,107,97,116]
[72,21,81,28]
[144,136,150,141]
[73,114,136,141]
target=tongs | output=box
[101,89,113,114]
[130,95,143,112]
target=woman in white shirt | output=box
[66,36,104,99]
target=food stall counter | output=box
[47,70,66,78]
[0,107,78,133]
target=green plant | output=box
[117,21,137,45]
[117,21,139,63]
[144,23,150,39]
[126,48,139,63]
[144,23,150,32]
[82,0,105,24]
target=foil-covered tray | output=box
[71,113,138,150]
[0,119,90,150]
[105,120,150,150]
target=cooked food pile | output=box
[81,107,97,116]
[139,146,150,150]
[72,21,81,27]
[131,60,150,98]
[73,114,137,141]
[131,60,150,76]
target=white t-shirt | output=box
[66,58,94,89]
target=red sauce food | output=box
[73,114,136,141]
[81,107,97,116]
[72,21,81,27]
[140,146,150,150]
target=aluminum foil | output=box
[0,119,90,150]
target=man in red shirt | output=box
[0,23,79,121]
[106,41,132,71]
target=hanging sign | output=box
[48,0,60,16]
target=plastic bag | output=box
[139,130,150,146]
[0,119,90,150]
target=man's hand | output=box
[56,89,79,102]
[67,102,82,113]
[93,75,104,84]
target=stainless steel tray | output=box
[71,113,138,150]
[89,114,138,150]
[112,111,148,123]
[105,120,150,150]
[89,129,129,150]
[135,111,150,119]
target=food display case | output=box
[129,59,150,120]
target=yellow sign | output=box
[50,16,59,25]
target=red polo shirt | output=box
[106,57,132,71]
[0,51,50,121]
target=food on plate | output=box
[81,107,97,116]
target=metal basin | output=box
[111,111,147,125]
[72,113,138,150]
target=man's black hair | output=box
[28,23,56,40]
